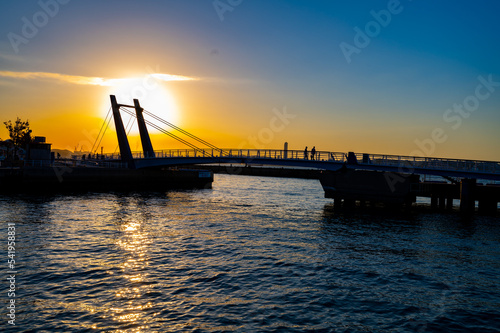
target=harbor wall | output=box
[0,167,213,192]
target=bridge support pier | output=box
[460,178,476,214]
[431,196,438,209]
[439,196,446,210]
[446,196,454,210]
[478,199,497,215]
[343,198,355,208]
[333,197,342,210]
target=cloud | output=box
[0,52,26,63]
[0,71,111,86]
[0,71,198,86]
[150,73,198,82]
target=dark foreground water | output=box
[1,174,500,332]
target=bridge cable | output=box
[142,109,225,154]
[120,107,204,152]
[119,107,210,154]
[92,108,113,155]
[90,107,112,155]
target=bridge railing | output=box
[104,149,500,176]
[354,153,500,175]
[106,148,351,162]
[143,149,349,162]
[24,159,128,168]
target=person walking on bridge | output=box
[311,146,316,160]
[304,146,308,160]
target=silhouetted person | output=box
[347,151,358,165]
[311,146,316,160]
[57,152,61,159]
[88,153,91,160]
[304,146,308,160]
[82,154,86,161]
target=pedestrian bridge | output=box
[102,148,500,181]
[91,95,500,182]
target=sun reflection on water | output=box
[111,212,154,329]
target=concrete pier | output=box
[460,179,476,214]
[431,196,438,209]
[320,169,419,207]
[447,196,454,210]
[0,166,213,193]
[320,169,499,215]
[478,199,498,215]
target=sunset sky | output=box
[1,0,499,160]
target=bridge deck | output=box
[100,149,500,181]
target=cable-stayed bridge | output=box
[70,95,500,214]
[96,96,500,182]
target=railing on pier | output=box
[362,153,500,175]
[24,159,128,169]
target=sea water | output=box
[1,174,499,332]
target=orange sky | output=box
[1,1,499,161]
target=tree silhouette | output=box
[3,117,33,148]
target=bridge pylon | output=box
[110,95,134,168]
[133,98,155,158]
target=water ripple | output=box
[1,174,500,332]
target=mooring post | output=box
[460,178,476,214]
[439,196,446,210]
[431,195,438,209]
[446,196,454,210]
[134,99,156,158]
[110,95,134,168]
[333,197,342,209]
[478,199,497,215]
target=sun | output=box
[102,77,180,135]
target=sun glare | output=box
[101,77,180,135]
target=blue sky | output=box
[1,0,499,159]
